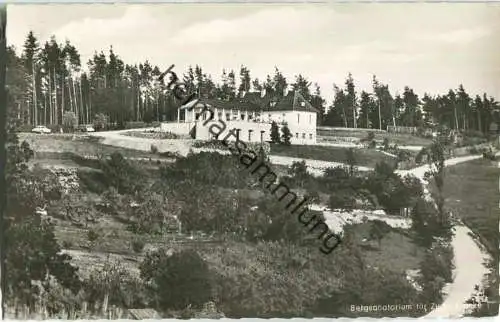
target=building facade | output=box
[160,90,318,145]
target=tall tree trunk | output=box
[88,92,91,124]
[72,77,78,123]
[48,68,53,125]
[102,292,109,315]
[53,67,58,125]
[32,63,37,125]
[352,106,357,128]
[78,77,82,124]
[67,76,72,113]
[477,109,482,133]
[136,88,140,121]
[44,92,48,125]
[62,74,66,116]
[453,105,459,130]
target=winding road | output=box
[397,154,492,318]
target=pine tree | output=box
[310,83,325,124]
[22,31,39,125]
[252,78,262,92]
[281,124,292,145]
[358,91,374,128]
[270,121,281,143]
[272,67,287,97]
[238,65,251,97]
[344,73,357,128]
[402,86,420,127]
[291,74,311,101]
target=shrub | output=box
[62,111,78,133]
[62,240,74,249]
[93,113,109,131]
[483,149,496,161]
[131,238,146,253]
[383,138,390,150]
[150,144,159,154]
[270,121,281,144]
[87,229,99,243]
[281,124,292,145]
[100,152,147,194]
[329,189,357,211]
[140,249,214,311]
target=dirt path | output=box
[396,154,491,318]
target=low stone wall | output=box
[99,134,195,157]
[192,140,271,155]
[159,122,194,137]
[317,136,360,144]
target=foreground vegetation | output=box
[4,115,462,318]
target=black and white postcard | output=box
[1,2,499,319]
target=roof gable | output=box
[179,91,318,113]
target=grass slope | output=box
[270,144,396,168]
[443,159,499,256]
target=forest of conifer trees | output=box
[6,31,500,133]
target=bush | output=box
[62,111,78,133]
[93,113,109,131]
[483,149,496,161]
[150,144,159,154]
[87,229,99,243]
[131,238,145,253]
[140,249,214,311]
[270,121,281,144]
[100,152,147,194]
[329,189,357,211]
[383,138,390,150]
[62,240,74,249]
[281,124,292,145]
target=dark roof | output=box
[181,91,318,113]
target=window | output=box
[302,133,306,139]
[226,113,230,121]
[268,114,271,120]
[241,114,245,120]
[309,114,312,124]
[218,112,223,120]
[248,130,253,141]
[295,133,299,138]
[195,113,200,120]
[309,133,313,140]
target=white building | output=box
[160,90,319,145]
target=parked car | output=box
[31,125,51,134]
[77,125,95,132]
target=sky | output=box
[6,3,500,102]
